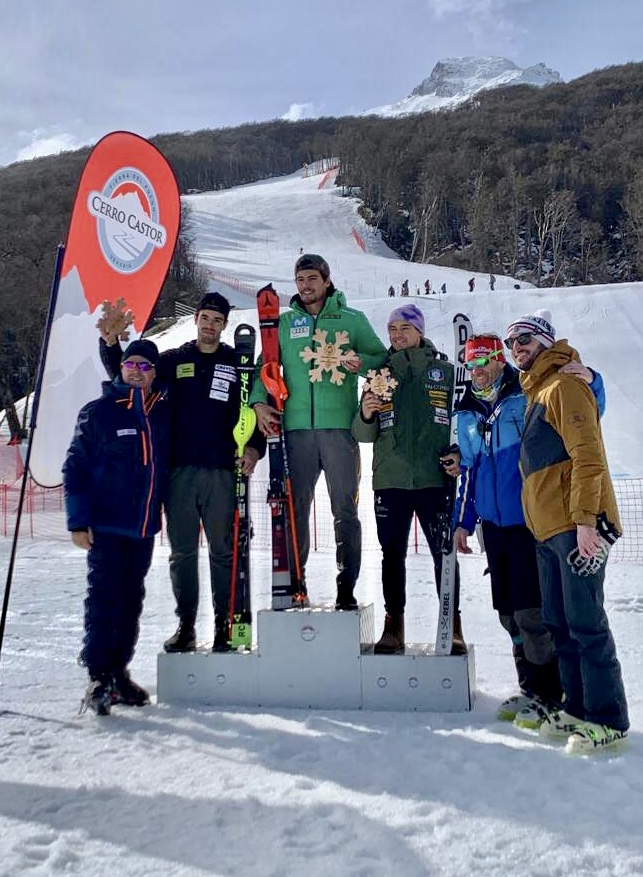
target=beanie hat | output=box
[197,291,231,317]
[295,253,331,280]
[464,335,506,364]
[387,304,425,337]
[121,339,159,365]
[505,309,555,348]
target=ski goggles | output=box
[504,332,534,349]
[122,360,155,371]
[464,349,504,370]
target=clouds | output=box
[0,0,641,168]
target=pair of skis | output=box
[256,284,308,611]
[227,285,308,651]
[435,312,472,656]
[228,324,257,650]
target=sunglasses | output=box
[464,349,503,371]
[122,360,155,372]
[504,332,534,349]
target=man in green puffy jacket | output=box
[250,254,387,609]
[352,304,465,655]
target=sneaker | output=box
[80,678,113,716]
[539,708,583,740]
[112,670,150,706]
[567,722,628,754]
[496,693,533,722]
[163,622,197,653]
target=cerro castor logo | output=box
[88,167,167,274]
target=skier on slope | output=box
[99,293,265,654]
[450,319,605,727]
[63,340,168,714]
[250,253,387,610]
[352,304,466,655]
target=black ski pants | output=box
[166,465,235,625]
[374,486,460,616]
[81,531,154,680]
[482,520,560,702]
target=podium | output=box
[157,604,475,712]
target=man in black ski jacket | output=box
[100,292,265,653]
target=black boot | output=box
[163,621,197,653]
[374,613,405,654]
[81,675,113,716]
[112,669,150,706]
[335,581,358,611]
[450,611,468,655]
[213,619,231,652]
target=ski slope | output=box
[179,167,643,477]
[1,166,643,877]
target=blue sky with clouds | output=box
[1,0,641,166]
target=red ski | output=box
[256,284,308,610]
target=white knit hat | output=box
[505,309,555,348]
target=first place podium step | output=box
[157,604,476,712]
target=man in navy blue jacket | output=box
[64,339,169,715]
[100,292,265,653]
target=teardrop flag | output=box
[29,131,180,487]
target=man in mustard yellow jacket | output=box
[507,309,628,754]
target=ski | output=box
[435,312,472,655]
[228,324,257,650]
[256,284,308,610]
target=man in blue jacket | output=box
[452,317,605,726]
[64,339,168,715]
[100,292,265,653]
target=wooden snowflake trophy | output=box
[363,367,399,400]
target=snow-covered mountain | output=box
[365,56,562,117]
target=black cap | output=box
[197,291,231,318]
[295,253,330,280]
[121,339,159,365]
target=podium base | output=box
[157,604,475,712]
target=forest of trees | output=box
[1,61,643,420]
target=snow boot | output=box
[539,708,584,740]
[213,620,231,652]
[112,670,150,706]
[80,676,113,716]
[513,697,560,730]
[335,581,358,611]
[496,693,534,722]
[163,621,197,653]
[450,611,468,655]
[566,721,628,754]
[374,613,405,654]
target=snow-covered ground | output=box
[1,166,642,877]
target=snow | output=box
[1,165,643,877]
[363,56,562,118]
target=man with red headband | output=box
[452,322,605,727]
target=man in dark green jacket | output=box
[251,254,387,609]
[352,304,465,654]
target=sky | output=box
[1,0,642,167]
[1,161,643,876]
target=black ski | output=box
[229,324,257,649]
